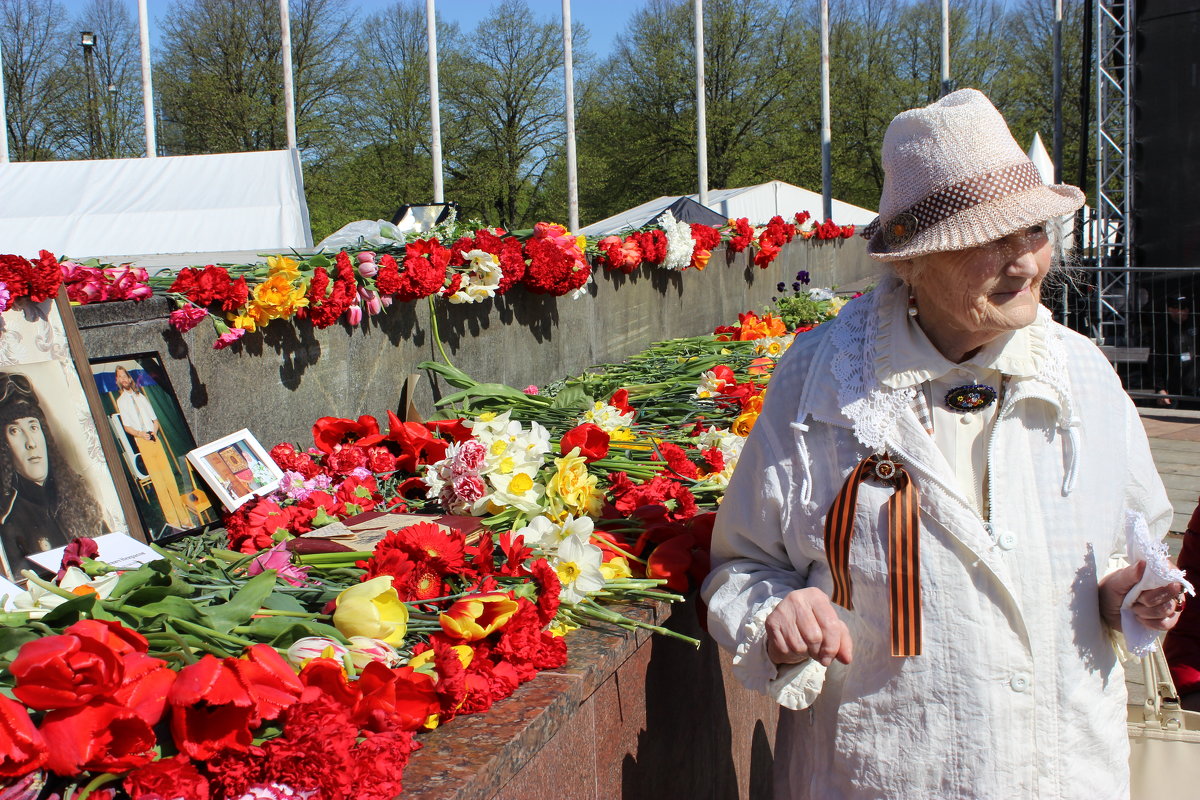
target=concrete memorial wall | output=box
[75,237,875,448]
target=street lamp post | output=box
[80,31,101,158]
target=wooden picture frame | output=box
[0,289,143,581]
[187,428,283,511]
[88,352,221,542]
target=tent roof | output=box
[579,179,877,237]
[0,150,312,260]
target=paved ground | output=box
[1139,406,1200,546]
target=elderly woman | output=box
[702,89,1187,798]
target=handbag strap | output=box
[1142,645,1185,730]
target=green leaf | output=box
[307,253,332,268]
[550,384,592,411]
[0,627,41,662]
[122,595,212,626]
[261,592,306,613]
[40,594,99,627]
[242,616,348,645]
[206,570,279,634]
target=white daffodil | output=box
[5,567,119,618]
[514,513,594,552]
[465,410,514,439]
[447,250,504,304]
[553,533,605,605]
[479,470,546,515]
[753,334,795,359]
[695,370,729,399]
[583,401,635,433]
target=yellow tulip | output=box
[333,576,409,645]
[439,593,519,642]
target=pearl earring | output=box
[907,292,918,318]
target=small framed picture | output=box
[187,429,283,511]
[0,288,143,581]
[89,353,222,541]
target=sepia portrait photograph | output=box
[90,353,221,541]
[0,295,137,581]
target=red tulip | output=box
[0,696,46,777]
[40,701,156,774]
[559,423,609,463]
[11,635,122,710]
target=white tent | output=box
[579,179,877,237]
[0,150,312,261]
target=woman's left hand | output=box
[1098,560,1185,633]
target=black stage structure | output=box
[1063,0,1200,405]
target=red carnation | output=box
[124,755,210,800]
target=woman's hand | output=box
[765,587,853,667]
[1098,560,1185,632]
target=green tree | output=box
[0,0,72,160]
[156,0,355,156]
[440,0,579,228]
[304,1,450,239]
[62,0,145,159]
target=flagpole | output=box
[940,0,952,96]
[426,0,444,203]
[820,0,831,221]
[279,0,296,150]
[0,37,9,163]
[137,0,156,157]
[695,0,708,207]
[1052,0,1063,182]
[562,0,579,232]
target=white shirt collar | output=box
[874,277,1047,389]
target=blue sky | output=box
[58,0,650,55]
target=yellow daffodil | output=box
[546,450,605,519]
[248,273,308,322]
[266,254,303,280]
[333,576,409,645]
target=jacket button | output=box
[1010,673,1030,693]
[998,532,1017,550]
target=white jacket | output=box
[702,276,1172,799]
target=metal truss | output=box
[1091,0,1134,345]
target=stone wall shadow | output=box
[621,598,774,799]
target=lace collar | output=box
[819,274,1075,454]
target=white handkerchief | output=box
[1121,510,1195,656]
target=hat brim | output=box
[866,183,1085,261]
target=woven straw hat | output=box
[864,88,1085,261]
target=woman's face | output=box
[903,225,1052,353]
[5,417,47,485]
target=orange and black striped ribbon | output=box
[824,453,923,657]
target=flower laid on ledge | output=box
[105,206,858,350]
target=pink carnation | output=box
[451,440,487,476]
[170,305,209,333]
[213,327,247,350]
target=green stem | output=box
[77,771,121,800]
[428,294,455,368]
[21,572,81,601]
[172,618,258,648]
[591,534,647,565]
[253,609,331,619]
